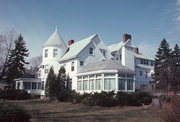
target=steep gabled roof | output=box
[78,59,134,74]
[59,34,97,62]
[43,29,67,48]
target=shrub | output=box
[68,90,82,103]
[83,91,117,107]
[116,92,134,106]
[57,90,72,102]
[0,102,31,122]
[132,91,153,106]
[2,89,31,100]
[116,91,152,106]
[0,88,3,99]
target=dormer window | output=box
[53,49,58,57]
[89,48,94,55]
[45,49,48,58]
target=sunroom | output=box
[76,59,135,93]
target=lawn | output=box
[2,99,163,122]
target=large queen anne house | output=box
[16,28,154,97]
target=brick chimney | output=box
[123,34,131,43]
[68,40,74,46]
[134,47,139,54]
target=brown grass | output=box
[1,99,163,122]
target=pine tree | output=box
[154,39,172,92]
[56,66,66,93]
[45,67,56,97]
[6,34,29,88]
[171,44,180,91]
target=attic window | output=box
[89,48,94,55]
[80,61,84,66]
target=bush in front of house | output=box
[1,89,31,100]
[83,91,117,107]
[116,91,152,106]
[0,102,31,122]
[132,91,153,106]
[116,91,134,106]
[67,90,83,103]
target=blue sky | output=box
[0,0,180,59]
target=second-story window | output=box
[89,48,94,55]
[45,49,48,58]
[71,62,74,71]
[140,71,143,76]
[53,49,58,57]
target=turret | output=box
[42,28,67,63]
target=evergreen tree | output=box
[154,39,172,92]
[56,66,66,93]
[6,34,29,88]
[171,44,180,91]
[45,67,56,97]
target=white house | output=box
[16,28,154,96]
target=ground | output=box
[2,99,163,122]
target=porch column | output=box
[125,74,127,91]
[102,73,104,90]
[116,74,118,91]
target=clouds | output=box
[177,0,180,5]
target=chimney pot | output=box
[134,47,139,54]
[68,40,74,46]
[123,34,131,43]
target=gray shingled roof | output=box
[43,29,67,48]
[78,59,134,74]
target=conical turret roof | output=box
[43,28,67,48]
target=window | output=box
[127,79,133,90]
[77,81,82,90]
[83,80,88,90]
[104,78,116,90]
[53,49,58,57]
[141,59,149,65]
[89,48,94,55]
[89,80,94,90]
[140,71,143,76]
[38,82,41,89]
[95,79,101,90]
[42,81,44,90]
[151,61,154,66]
[71,62,74,71]
[23,82,31,90]
[32,82,37,89]
[145,71,148,78]
[118,79,125,90]
[45,65,49,73]
[80,61,84,66]
[45,49,48,57]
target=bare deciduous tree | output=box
[0,29,17,80]
[29,55,42,71]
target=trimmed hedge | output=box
[0,89,31,100]
[0,102,31,122]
